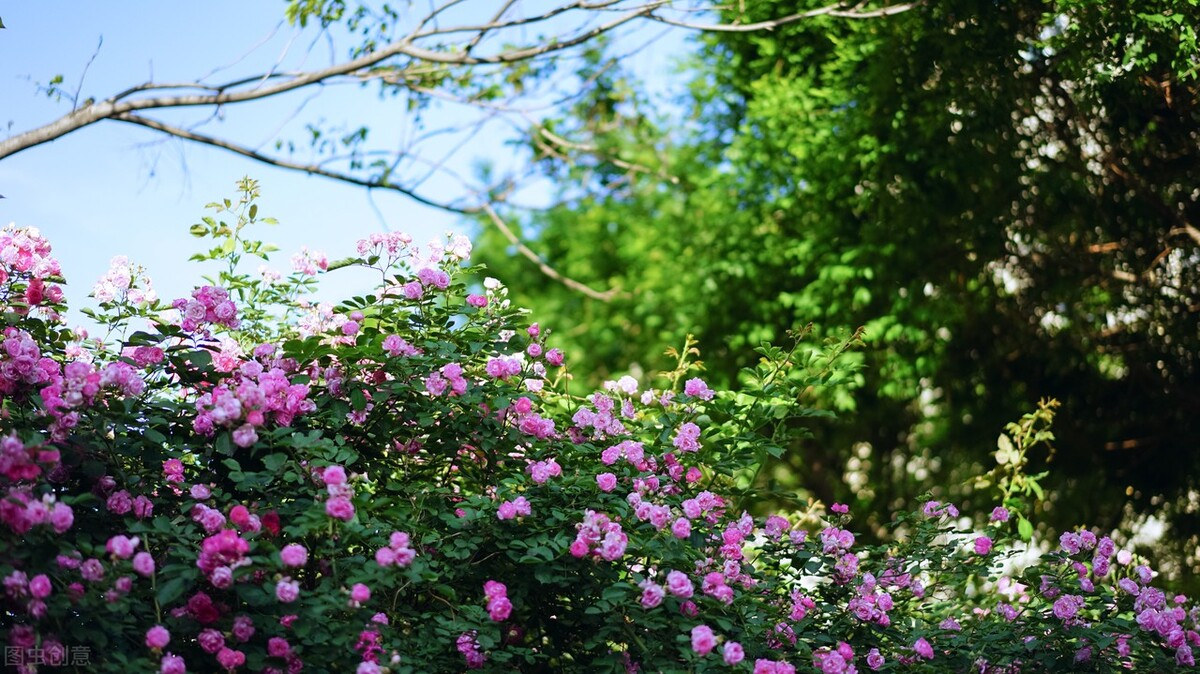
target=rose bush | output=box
[2,181,1198,673]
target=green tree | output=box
[474,0,1200,584]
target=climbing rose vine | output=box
[1,184,1199,673]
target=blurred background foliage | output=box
[472,0,1200,588]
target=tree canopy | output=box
[472,0,1200,584]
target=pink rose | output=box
[724,641,745,665]
[280,544,308,567]
[217,647,246,670]
[974,536,993,556]
[276,578,300,603]
[133,552,156,577]
[325,496,355,521]
[28,574,51,598]
[691,624,716,656]
[596,473,617,492]
[666,570,694,598]
[145,625,170,649]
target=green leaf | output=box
[157,576,187,605]
[1029,480,1045,501]
[262,453,288,472]
[1017,517,1033,541]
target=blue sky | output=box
[0,2,690,327]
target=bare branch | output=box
[72,37,104,111]
[112,113,460,212]
[1168,224,1200,247]
[0,3,658,160]
[112,113,622,302]
[478,201,625,302]
[0,0,911,301]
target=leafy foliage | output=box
[472,0,1200,586]
[1,183,1199,672]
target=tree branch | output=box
[478,201,625,302]
[112,112,624,302]
[0,0,912,303]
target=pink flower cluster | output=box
[0,225,64,307]
[37,360,145,438]
[484,580,512,621]
[528,458,562,484]
[425,362,467,397]
[456,630,486,669]
[192,350,314,446]
[357,231,413,258]
[571,393,628,439]
[497,496,531,520]
[485,356,522,380]
[382,334,421,357]
[813,642,858,674]
[320,465,356,522]
[374,531,417,567]
[0,487,73,536]
[196,529,251,589]
[846,573,895,626]
[753,659,798,674]
[0,329,57,399]
[683,377,715,401]
[569,510,628,561]
[672,422,702,453]
[173,285,239,332]
[92,255,156,305]
[0,433,60,484]
[290,246,328,276]
[517,411,556,440]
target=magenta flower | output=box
[913,637,934,659]
[280,544,308,567]
[974,536,993,556]
[321,465,347,486]
[28,574,51,598]
[666,570,694,598]
[325,496,355,521]
[671,517,692,539]
[484,581,511,621]
[596,472,617,492]
[231,615,255,642]
[683,377,714,400]
[639,580,665,609]
[276,578,300,603]
[217,647,245,670]
[672,422,702,453]
[106,534,139,559]
[723,641,745,665]
[268,637,291,658]
[160,654,186,674]
[691,624,716,656]
[198,628,225,653]
[145,625,170,649]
